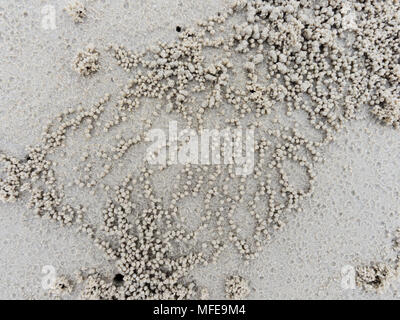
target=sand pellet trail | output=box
[0,0,399,299]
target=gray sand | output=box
[1,0,400,299]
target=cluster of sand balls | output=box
[1,0,399,299]
[65,1,87,24]
[73,45,100,77]
[1,94,110,224]
[49,276,74,297]
[356,263,398,293]
[356,228,400,293]
[225,275,250,300]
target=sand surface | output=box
[1,0,400,299]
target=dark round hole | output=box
[113,273,124,285]
[176,26,182,32]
